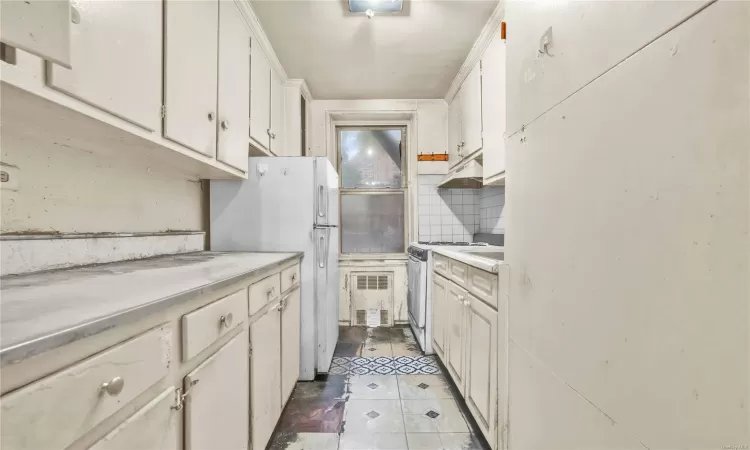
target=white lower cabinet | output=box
[431,275,448,360]
[185,330,249,450]
[89,388,179,450]
[445,282,469,394]
[250,301,282,450]
[466,295,498,445]
[281,288,301,404]
[432,260,501,450]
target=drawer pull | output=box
[99,377,125,396]
[220,313,234,329]
[267,286,276,298]
[291,273,297,283]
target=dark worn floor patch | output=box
[273,375,350,435]
[333,341,361,357]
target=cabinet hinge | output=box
[249,342,253,356]
[160,105,166,119]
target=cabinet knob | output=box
[208,112,214,122]
[221,120,229,131]
[220,313,233,329]
[291,273,297,283]
[267,128,272,137]
[100,376,125,396]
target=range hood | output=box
[438,159,483,189]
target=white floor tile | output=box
[397,375,453,400]
[344,400,405,433]
[401,399,469,433]
[279,433,340,450]
[406,433,443,450]
[349,375,400,400]
[339,432,408,450]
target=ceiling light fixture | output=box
[349,0,403,16]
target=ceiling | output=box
[250,0,499,100]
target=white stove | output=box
[407,241,489,354]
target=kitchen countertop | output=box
[431,246,506,273]
[0,251,301,366]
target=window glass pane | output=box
[341,193,405,253]
[340,129,402,188]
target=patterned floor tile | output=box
[401,399,469,433]
[349,375,400,400]
[343,400,405,433]
[397,374,453,399]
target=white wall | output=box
[479,186,505,234]
[1,131,203,234]
[505,1,749,449]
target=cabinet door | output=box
[465,295,498,448]
[460,61,483,156]
[250,304,282,450]
[216,0,250,171]
[185,331,249,450]
[447,96,462,168]
[481,32,506,179]
[431,274,448,361]
[47,0,162,132]
[270,70,285,155]
[1,0,70,67]
[445,282,468,394]
[89,388,178,450]
[249,40,271,152]
[164,0,218,156]
[281,288,301,405]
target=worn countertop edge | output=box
[0,252,302,367]
[0,231,206,241]
[431,247,503,273]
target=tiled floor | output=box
[268,326,488,450]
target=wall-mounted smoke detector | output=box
[349,0,403,18]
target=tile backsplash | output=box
[479,186,505,234]
[417,175,479,242]
[417,176,506,242]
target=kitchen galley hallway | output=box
[268,326,489,450]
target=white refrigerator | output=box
[210,157,339,380]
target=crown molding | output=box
[443,2,505,104]
[236,0,289,82]
[286,79,314,102]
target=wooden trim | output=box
[443,2,505,104]
[235,0,288,82]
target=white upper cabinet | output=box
[481,32,507,180]
[448,93,462,168]
[46,0,162,132]
[505,0,712,135]
[270,70,285,155]
[163,0,218,156]
[217,1,250,171]
[459,61,483,156]
[1,0,71,67]
[250,40,271,153]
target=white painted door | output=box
[250,304,282,450]
[1,0,70,67]
[89,388,179,450]
[481,32,506,180]
[47,0,162,132]
[281,288,301,405]
[460,61,483,156]
[446,282,468,394]
[163,0,218,156]
[465,295,498,448]
[431,274,448,361]
[184,331,249,450]
[270,70,285,155]
[249,39,271,152]
[448,95,462,168]
[216,0,250,171]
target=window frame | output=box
[337,125,408,257]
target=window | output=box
[338,127,406,255]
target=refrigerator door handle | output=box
[317,185,324,218]
[318,235,325,268]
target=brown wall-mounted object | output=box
[418,153,449,162]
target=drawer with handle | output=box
[0,325,172,450]
[181,288,248,361]
[281,264,300,293]
[467,266,498,310]
[433,253,450,277]
[248,273,281,316]
[449,259,469,287]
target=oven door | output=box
[407,255,426,328]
